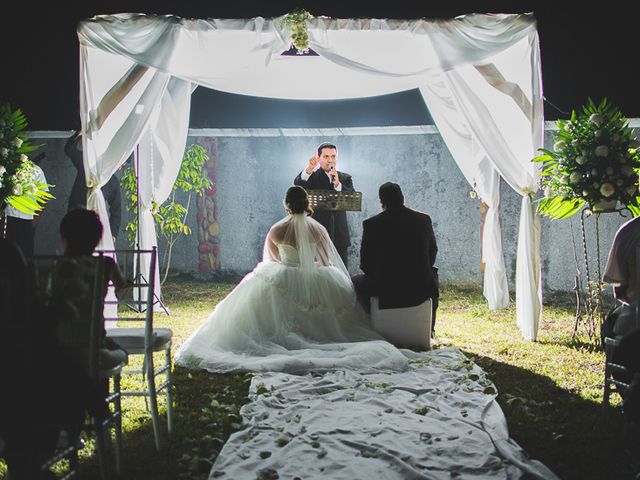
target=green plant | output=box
[281,9,312,54]
[0,103,53,215]
[121,143,212,283]
[532,98,640,219]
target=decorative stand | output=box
[573,204,627,343]
[307,190,362,241]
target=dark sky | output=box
[0,1,635,129]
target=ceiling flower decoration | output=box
[281,9,312,54]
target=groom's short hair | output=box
[379,182,404,209]
[317,142,337,156]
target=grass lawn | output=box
[1,279,637,479]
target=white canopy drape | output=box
[78,12,543,339]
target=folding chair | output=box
[101,247,173,451]
[604,336,633,408]
[30,254,126,479]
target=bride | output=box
[175,186,407,373]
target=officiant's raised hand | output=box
[305,154,319,175]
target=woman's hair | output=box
[60,208,103,255]
[284,185,313,216]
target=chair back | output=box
[99,248,158,351]
[28,254,107,380]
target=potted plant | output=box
[0,104,53,225]
[533,98,640,219]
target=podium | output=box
[308,190,362,212]
[307,190,362,242]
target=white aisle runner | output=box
[209,348,558,479]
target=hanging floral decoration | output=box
[0,103,53,215]
[281,9,312,54]
[533,99,640,219]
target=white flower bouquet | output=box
[0,103,53,215]
[533,98,640,218]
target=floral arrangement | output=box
[281,9,312,54]
[0,103,53,215]
[533,98,640,219]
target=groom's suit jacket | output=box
[294,168,354,251]
[360,205,438,309]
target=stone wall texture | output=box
[28,127,633,296]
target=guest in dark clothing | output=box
[58,209,129,368]
[0,238,105,479]
[0,238,58,479]
[353,182,439,334]
[65,129,123,242]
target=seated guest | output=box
[602,215,640,338]
[353,182,439,334]
[56,208,129,369]
[0,239,58,479]
[0,238,105,479]
[603,216,640,439]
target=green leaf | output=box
[537,196,584,219]
[532,153,554,163]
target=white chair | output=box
[371,297,432,350]
[101,248,173,451]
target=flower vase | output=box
[591,199,618,213]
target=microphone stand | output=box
[329,167,337,243]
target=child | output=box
[56,208,129,368]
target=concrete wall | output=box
[28,127,634,294]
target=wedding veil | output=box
[262,213,349,279]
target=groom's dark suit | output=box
[358,205,439,326]
[294,168,354,262]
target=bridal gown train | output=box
[174,215,560,479]
[175,214,407,373]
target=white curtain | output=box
[418,78,510,311]
[418,33,543,338]
[78,11,544,338]
[136,77,192,302]
[438,44,543,339]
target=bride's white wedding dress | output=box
[175,214,559,479]
[175,213,407,373]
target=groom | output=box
[294,142,354,267]
[354,182,439,334]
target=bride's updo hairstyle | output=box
[285,186,313,216]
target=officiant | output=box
[294,142,354,267]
